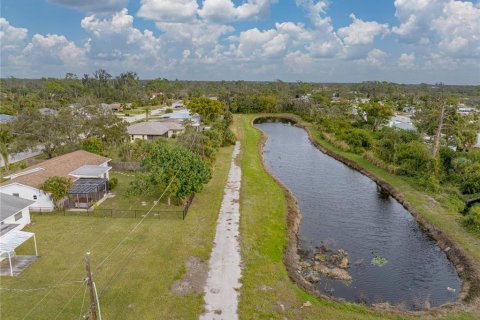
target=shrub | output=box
[395,141,431,176]
[165,108,173,114]
[81,137,104,155]
[363,151,399,174]
[343,128,373,153]
[460,163,480,194]
[465,204,480,232]
[108,177,118,190]
[222,127,236,146]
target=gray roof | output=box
[0,193,35,221]
[0,114,15,122]
[69,165,111,177]
[70,178,108,194]
[127,121,184,136]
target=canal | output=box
[255,118,460,310]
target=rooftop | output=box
[127,121,184,136]
[70,178,108,194]
[0,193,35,221]
[0,114,15,122]
[1,150,110,188]
[69,165,111,178]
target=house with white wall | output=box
[0,150,111,211]
[0,193,34,235]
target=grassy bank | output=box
[234,114,479,319]
[0,145,233,319]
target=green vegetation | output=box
[127,141,212,204]
[39,176,73,209]
[1,145,234,319]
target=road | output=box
[120,101,184,123]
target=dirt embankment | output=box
[252,115,480,317]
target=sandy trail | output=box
[200,142,242,320]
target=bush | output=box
[222,128,236,146]
[363,151,399,174]
[342,128,373,153]
[81,137,104,155]
[395,141,431,176]
[108,177,118,190]
[165,108,173,114]
[465,204,480,232]
[460,163,480,194]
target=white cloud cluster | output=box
[0,18,28,52]
[338,14,389,46]
[393,0,480,58]
[1,0,479,83]
[199,0,276,23]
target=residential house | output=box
[388,115,416,131]
[128,120,185,141]
[38,107,58,116]
[0,193,34,236]
[0,114,15,123]
[0,193,38,276]
[0,150,111,211]
[160,110,201,128]
[474,133,480,149]
[150,92,163,99]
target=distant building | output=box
[0,114,15,123]
[160,110,201,127]
[150,92,164,99]
[474,134,480,149]
[457,107,477,116]
[127,120,185,141]
[388,115,416,131]
[38,108,57,116]
[403,106,417,114]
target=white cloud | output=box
[432,1,480,57]
[48,0,128,13]
[137,0,199,23]
[19,34,88,67]
[338,14,389,46]
[398,52,416,69]
[357,48,388,68]
[199,0,275,23]
[0,18,28,52]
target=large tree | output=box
[186,97,224,123]
[358,102,394,131]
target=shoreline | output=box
[251,114,480,316]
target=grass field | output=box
[0,145,233,319]
[233,114,479,320]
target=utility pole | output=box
[85,252,98,320]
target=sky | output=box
[1,0,479,84]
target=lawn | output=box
[0,145,234,319]
[233,114,479,320]
[96,171,184,219]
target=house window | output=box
[13,193,19,197]
[14,212,23,221]
[33,195,38,200]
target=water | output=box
[254,118,460,310]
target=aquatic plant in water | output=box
[371,255,388,267]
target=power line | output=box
[0,280,83,292]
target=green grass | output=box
[0,145,234,319]
[99,171,183,214]
[234,114,480,320]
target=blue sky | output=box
[1,1,479,84]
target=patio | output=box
[0,256,38,276]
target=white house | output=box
[0,193,34,235]
[0,193,39,276]
[160,109,201,128]
[0,150,111,211]
[128,120,185,141]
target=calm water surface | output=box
[255,119,460,310]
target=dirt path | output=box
[200,142,242,320]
